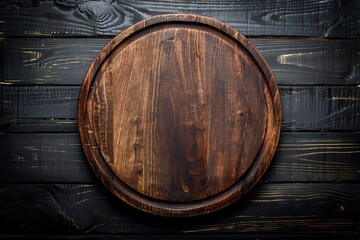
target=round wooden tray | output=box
[78,14,282,217]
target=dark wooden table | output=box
[0,0,359,239]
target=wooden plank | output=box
[2,38,360,86]
[0,183,359,234]
[265,132,360,182]
[0,0,359,37]
[0,132,359,183]
[1,86,360,132]
[1,38,105,86]
[0,119,78,133]
[0,86,78,121]
[0,233,357,240]
[254,39,360,86]
[280,86,360,131]
[0,133,95,183]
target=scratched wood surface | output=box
[0,0,360,238]
[2,38,359,86]
[1,86,359,132]
[0,183,359,234]
[1,235,356,240]
[0,0,359,37]
[0,132,359,183]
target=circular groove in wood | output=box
[78,14,282,217]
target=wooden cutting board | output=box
[78,14,282,217]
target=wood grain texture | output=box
[0,86,78,122]
[2,38,360,86]
[2,86,359,132]
[0,0,359,37]
[78,14,282,216]
[1,234,358,240]
[0,119,78,133]
[0,183,359,234]
[0,132,359,183]
[0,133,95,183]
[280,86,360,131]
[0,0,359,237]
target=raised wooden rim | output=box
[78,14,282,217]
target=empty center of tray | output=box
[88,25,268,202]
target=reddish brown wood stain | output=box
[78,14,282,216]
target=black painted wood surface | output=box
[1,0,359,37]
[0,0,359,238]
[2,38,360,86]
[1,132,359,183]
[1,183,359,234]
[1,86,359,132]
